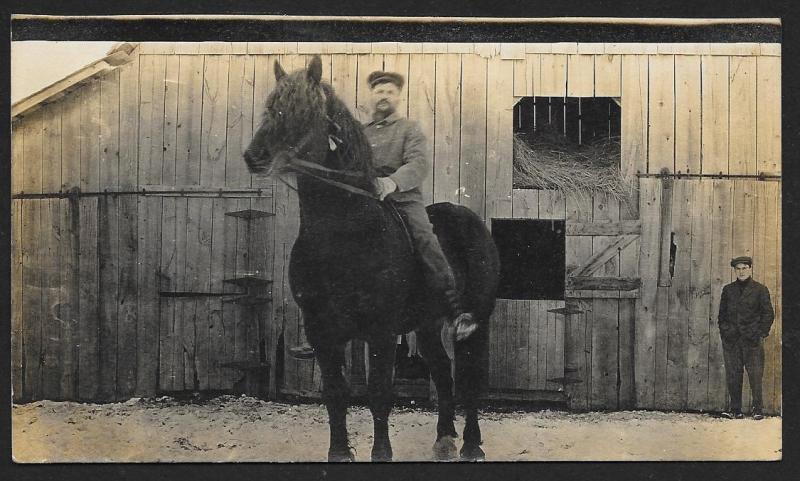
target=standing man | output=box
[718,256,774,420]
[364,70,474,335]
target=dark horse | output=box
[243,55,500,462]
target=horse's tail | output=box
[426,203,500,322]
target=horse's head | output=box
[244,55,375,190]
[243,55,331,177]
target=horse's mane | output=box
[320,82,377,182]
[259,69,377,183]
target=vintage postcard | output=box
[10,15,782,462]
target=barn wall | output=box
[12,42,781,412]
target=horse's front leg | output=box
[313,340,354,462]
[417,321,459,461]
[366,334,398,461]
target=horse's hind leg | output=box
[455,325,488,461]
[366,334,398,462]
[417,324,459,461]
[315,342,353,462]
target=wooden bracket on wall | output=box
[570,234,639,278]
[657,168,674,287]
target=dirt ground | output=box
[12,395,781,462]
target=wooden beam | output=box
[12,44,138,119]
[567,276,642,291]
[570,234,639,277]
[566,289,640,299]
[566,220,641,236]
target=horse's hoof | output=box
[370,447,393,462]
[460,443,486,462]
[432,435,459,461]
[328,448,356,462]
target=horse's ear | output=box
[274,60,287,81]
[307,55,323,84]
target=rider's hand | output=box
[376,177,397,201]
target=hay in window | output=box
[513,124,636,204]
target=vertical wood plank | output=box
[674,56,702,174]
[647,55,675,174]
[701,56,729,175]
[175,55,205,186]
[60,197,80,400]
[707,180,734,410]
[566,54,594,97]
[687,180,713,410]
[136,196,162,396]
[11,199,24,401]
[355,54,383,124]
[39,105,63,399]
[77,198,99,401]
[768,183,781,413]
[382,53,410,118]
[590,192,620,409]
[621,55,648,178]
[172,198,189,391]
[116,53,140,399]
[525,300,539,391]
[752,182,775,412]
[200,55,230,187]
[407,54,436,205]
[634,178,661,408]
[485,57,514,225]
[537,190,566,220]
[536,301,548,390]
[159,197,178,391]
[97,195,119,401]
[11,126,24,195]
[666,180,692,410]
[219,200,241,390]
[433,54,462,205]
[100,70,119,189]
[590,298,618,409]
[162,56,180,186]
[225,55,255,187]
[207,199,229,390]
[728,57,757,175]
[511,189,539,219]
[549,300,566,393]
[139,55,166,186]
[60,88,82,192]
[20,113,44,402]
[564,194,592,409]
[756,56,781,174]
[80,80,101,191]
[38,199,61,399]
[11,127,24,399]
[539,54,567,97]
[460,54,488,217]
[513,59,527,97]
[526,54,540,97]
[594,54,621,97]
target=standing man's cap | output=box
[730,256,753,267]
[367,71,405,89]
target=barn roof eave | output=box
[11,42,140,120]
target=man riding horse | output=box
[292,69,474,358]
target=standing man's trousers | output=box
[722,339,765,413]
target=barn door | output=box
[559,192,641,412]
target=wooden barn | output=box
[11,39,781,414]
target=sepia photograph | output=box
[9,15,783,463]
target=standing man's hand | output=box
[376,176,397,201]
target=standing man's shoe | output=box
[752,409,764,420]
[721,410,743,419]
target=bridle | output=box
[268,92,380,201]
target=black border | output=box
[2,1,798,480]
